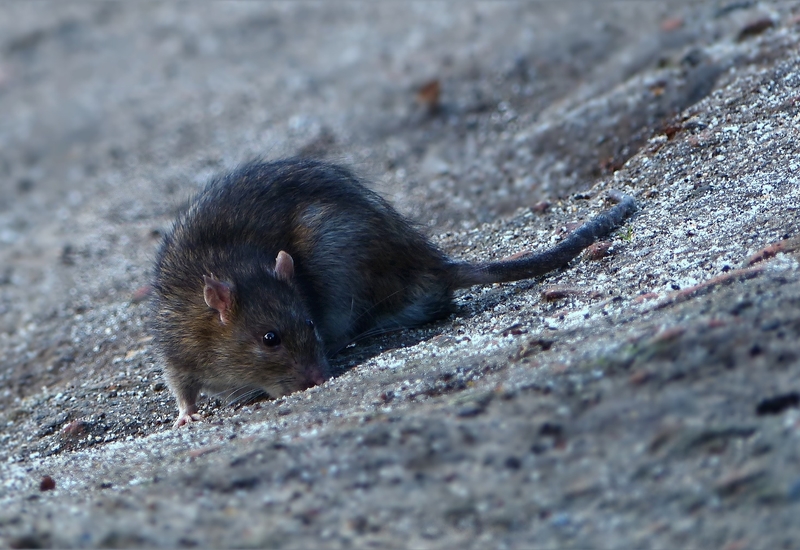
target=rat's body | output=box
[152,158,636,426]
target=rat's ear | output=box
[274,251,294,283]
[203,274,233,325]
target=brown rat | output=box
[152,158,636,427]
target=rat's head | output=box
[202,251,330,396]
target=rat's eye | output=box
[263,331,281,347]
[305,319,314,329]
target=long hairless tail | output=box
[449,191,637,288]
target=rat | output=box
[152,158,636,427]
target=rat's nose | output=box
[298,365,330,390]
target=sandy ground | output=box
[1,2,800,548]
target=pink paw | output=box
[173,411,203,428]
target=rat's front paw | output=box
[173,412,203,428]
[173,406,203,428]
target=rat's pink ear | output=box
[274,251,294,283]
[203,274,233,325]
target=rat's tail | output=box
[448,191,637,288]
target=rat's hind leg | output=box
[379,282,454,331]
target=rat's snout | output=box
[297,363,330,391]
